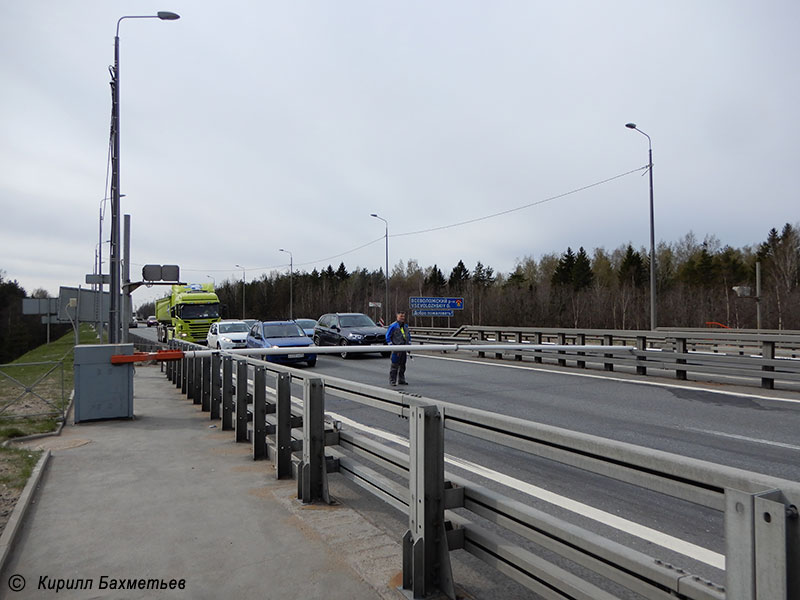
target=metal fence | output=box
[161,339,799,600]
[0,360,66,420]
[412,326,800,391]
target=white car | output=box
[207,320,250,349]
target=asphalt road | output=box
[133,326,800,593]
[304,349,800,587]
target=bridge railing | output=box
[161,339,799,600]
[411,326,800,391]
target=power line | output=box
[132,166,644,276]
[393,166,646,238]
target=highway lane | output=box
[303,350,800,585]
[134,327,800,590]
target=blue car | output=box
[246,321,317,367]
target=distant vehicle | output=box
[313,313,389,359]
[246,321,316,367]
[129,318,138,328]
[207,320,249,349]
[155,283,221,344]
[146,316,158,327]
[294,318,317,338]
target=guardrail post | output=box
[762,340,775,390]
[402,404,456,600]
[557,333,567,367]
[252,365,267,460]
[186,355,195,400]
[180,356,189,395]
[603,335,614,371]
[576,333,586,369]
[275,372,292,479]
[193,356,202,405]
[221,355,233,431]
[514,332,523,361]
[534,332,543,364]
[495,330,503,359]
[201,356,211,412]
[210,353,221,420]
[725,488,799,599]
[235,360,248,443]
[478,331,486,359]
[298,378,330,504]
[636,336,647,376]
[675,337,687,380]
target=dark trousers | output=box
[389,352,407,383]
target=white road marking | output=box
[328,410,726,570]
[683,427,800,451]
[418,353,800,405]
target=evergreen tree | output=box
[551,248,576,287]
[448,260,470,287]
[572,247,594,290]
[619,245,647,288]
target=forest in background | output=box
[138,223,800,331]
[3,224,798,364]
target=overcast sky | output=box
[2,1,798,310]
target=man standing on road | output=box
[386,311,411,386]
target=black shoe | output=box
[399,380,408,385]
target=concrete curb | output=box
[0,449,51,576]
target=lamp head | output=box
[370,213,378,218]
[625,123,637,130]
[157,11,180,20]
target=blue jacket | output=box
[386,321,410,346]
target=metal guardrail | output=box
[410,327,800,391]
[160,339,799,600]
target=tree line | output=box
[136,224,799,331]
[0,273,69,364]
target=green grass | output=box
[0,417,59,440]
[0,324,100,441]
[0,447,43,489]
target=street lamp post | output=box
[626,123,657,331]
[370,214,389,326]
[279,249,293,320]
[108,11,180,343]
[234,265,246,319]
[206,275,215,287]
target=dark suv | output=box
[313,313,389,358]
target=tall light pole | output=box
[206,275,215,287]
[626,123,657,330]
[370,214,389,325]
[279,249,293,320]
[109,11,180,343]
[235,265,246,318]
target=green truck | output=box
[155,283,221,344]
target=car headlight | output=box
[348,333,363,340]
[179,332,188,338]
[220,337,232,343]
[271,345,280,349]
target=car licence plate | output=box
[287,354,303,359]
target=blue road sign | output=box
[412,309,454,317]
[409,297,464,310]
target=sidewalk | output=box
[0,365,395,599]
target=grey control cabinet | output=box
[74,344,134,423]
